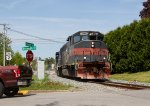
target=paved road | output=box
[0,89,150,106]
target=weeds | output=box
[21,74,72,90]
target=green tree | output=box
[104,19,150,73]
[45,57,55,70]
[31,58,37,70]
[11,52,24,65]
[0,33,13,65]
[0,33,3,65]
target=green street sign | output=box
[31,46,36,50]
[26,42,34,47]
[22,46,36,51]
[22,47,30,51]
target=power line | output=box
[12,39,60,43]
[12,42,54,44]
[8,28,65,44]
[11,39,55,44]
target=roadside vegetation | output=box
[110,71,150,83]
[104,19,150,74]
[21,74,72,90]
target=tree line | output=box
[104,19,150,73]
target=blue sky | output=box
[0,0,144,59]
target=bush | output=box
[104,19,150,73]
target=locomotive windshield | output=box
[82,35,102,41]
[80,31,103,41]
[74,35,80,43]
[71,31,104,44]
[73,35,102,43]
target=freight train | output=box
[55,31,111,79]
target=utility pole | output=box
[0,24,7,66]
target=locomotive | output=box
[55,31,111,79]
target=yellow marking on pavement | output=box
[18,90,29,95]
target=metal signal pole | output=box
[0,24,7,66]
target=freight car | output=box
[55,31,111,79]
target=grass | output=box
[20,74,72,90]
[110,71,150,83]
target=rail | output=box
[99,81,150,90]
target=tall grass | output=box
[21,74,72,90]
[110,71,150,83]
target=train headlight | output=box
[103,57,106,61]
[84,56,87,61]
[91,42,95,48]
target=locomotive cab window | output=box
[82,35,103,41]
[97,36,103,40]
[82,35,89,40]
[82,35,97,40]
[74,35,81,43]
[89,36,96,40]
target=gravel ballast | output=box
[49,70,124,92]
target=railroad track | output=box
[54,74,150,90]
[99,81,150,90]
[75,78,150,90]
